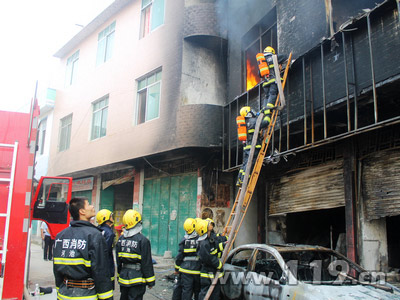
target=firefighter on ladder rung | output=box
[236,106,271,187]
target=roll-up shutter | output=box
[269,160,344,216]
[362,149,400,221]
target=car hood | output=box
[302,283,400,299]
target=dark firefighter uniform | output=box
[197,231,224,300]
[216,233,228,259]
[53,220,113,300]
[261,51,287,110]
[99,223,116,284]
[174,233,201,300]
[116,231,155,300]
[237,109,270,186]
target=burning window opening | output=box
[246,50,260,91]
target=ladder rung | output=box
[0,213,7,217]
[0,178,11,182]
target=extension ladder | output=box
[204,52,292,300]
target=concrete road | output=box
[27,239,175,299]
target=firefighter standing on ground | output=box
[53,197,113,300]
[173,218,201,300]
[116,209,155,300]
[236,106,270,186]
[96,209,116,287]
[197,219,224,300]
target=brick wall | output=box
[184,2,225,38]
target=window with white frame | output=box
[39,118,47,155]
[140,0,165,38]
[65,50,79,86]
[91,96,109,140]
[59,114,72,152]
[96,21,116,65]
[136,70,162,124]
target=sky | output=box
[0,0,114,113]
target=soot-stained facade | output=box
[224,0,400,278]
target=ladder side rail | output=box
[222,188,241,236]
[272,54,286,109]
[203,114,264,300]
[0,142,18,277]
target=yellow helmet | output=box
[206,218,215,226]
[264,46,275,54]
[123,209,142,229]
[183,218,196,234]
[96,209,113,225]
[240,106,251,117]
[195,219,209,236]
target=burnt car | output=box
[221,244,400,300]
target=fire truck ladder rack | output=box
[0,142,18,292]
[204,53,292,300]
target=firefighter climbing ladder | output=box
[204,53,292,300]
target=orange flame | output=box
[246,57,259,91]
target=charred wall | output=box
[282,0,400,121]
[226,0,276,101]
[277,0,327,58]
[175,104,223,148]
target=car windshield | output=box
[279,250,371,285]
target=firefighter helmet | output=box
[96,209,113,225]
[206,218,215,226]
[240,106,251,117]
[264,46,275,54]
[195,219,209,236]
[123,209,142,229]
[183,218,196,234]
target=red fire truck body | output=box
[0,103,71,299]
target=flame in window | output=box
[246,56,259,91]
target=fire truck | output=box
[0,100,72,299]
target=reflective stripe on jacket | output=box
[116,232,155,287]
[53,220,113,300]
[175,235,201,275]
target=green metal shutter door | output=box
[142,181,153,248]
[158,177,170,255]
[150,178,161,254]
[168,177,179,256]
[142,173,197,256]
